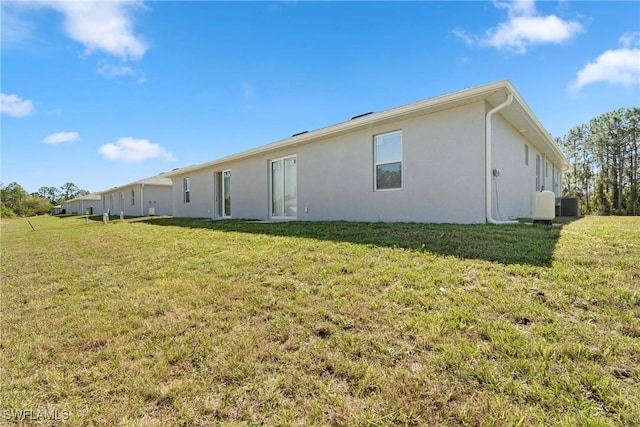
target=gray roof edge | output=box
[165,80,568,176]
[62,193,102,203]
[505,82,569,170]
[95,175,172,195]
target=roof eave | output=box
[164,80,514,177]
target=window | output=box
[223,170,231,217]
[271,156,297,217]
[131,189,135,206]
[374,131,402,190]
[535,155,541,191]
[545,161,549,177]
[524,144,529,166]
[184,177,191,203]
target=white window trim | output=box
[374,130,403,192]
[270,154,297,219]
[184,177,191,204]
[222,169,231,218]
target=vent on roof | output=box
[291,131,309,137]
[351,111,374,120]
[171,168,179,171]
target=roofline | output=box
[165,79,568,177]
[505,81,569,170]
[96,176,172,195]
[62,194,101,203]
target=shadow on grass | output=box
[139,217,581,267]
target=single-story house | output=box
[60,194,102,215]
[164,80,569,224]
[97,175,173,217]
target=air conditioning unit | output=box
[532,191,555,225]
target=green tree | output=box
[38,186,60,203]
[1,182,28,214]
[16,196,53,217]
[560,107,640,215]
[59,182,80,201]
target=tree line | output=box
[2,108,638,219]
[0,182,90,218]
[558,107,639,216]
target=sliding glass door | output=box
[271,156,297,218]
[223,169,231,217]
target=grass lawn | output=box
[1,215,638,426]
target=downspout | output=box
[485,93,518,224]
[140,184,145,216]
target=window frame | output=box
[374,130,403,191]
[222,169,231,218]
[184,177,191,204]
[270,154,297,218]
[535,155,541,191]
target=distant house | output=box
[97,175,173,217]
[60,194,102,215]
[164,80,569,224]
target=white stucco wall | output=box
[171,101,491,223]
[101,184,172,216]
[142,185,173,216]
[491,112,564,219]
[62,197,101,215]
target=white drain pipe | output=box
[486,93,518,224]
[140,184,145,217]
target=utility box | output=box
[560,197,580,217]
[148,207,156,216]
[532,191,556,225]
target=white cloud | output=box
[42,131,79,145]
[97,59,146,83]
[47,1,149,60]
[98,137,174,163]
[455,0,582,54]
[1,93,35,117]
[0,4,36,45]
[620,31,640,49]
[572,32,640,90]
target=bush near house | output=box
[1,215,638,425]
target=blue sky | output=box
[2,1,639,194]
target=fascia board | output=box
[506,83,569,171]
[165,80,513,178]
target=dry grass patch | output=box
[1,215,638,425]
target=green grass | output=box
[1,215,638,426]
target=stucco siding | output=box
[294,102,487,223]
[100,184,172,217]
[141,185,173,216]
[171,101,489,223]
[491,112,563,219]
[62,198,101,215]
[172,168,216,218]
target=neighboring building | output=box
[97,175,173,217]
[164,80,568,224]
[60,194,102,215]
